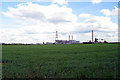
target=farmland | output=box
[2,44,118,78]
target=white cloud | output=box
[112,6,118,16]
[100,9,112,16]
[78,13,118,42]
[37,0,41,1]
[101,6,118,16]
[0,2,118,43]
[84,16,117,32]
[79,13,92,18]
[52,0,68,5]
[2,2,77,24]
[92,0,102,4]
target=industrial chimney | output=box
[92,30,94,43]
[72,35,73,41]
[72,35,73,43]
[69,35,70,41]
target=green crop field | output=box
[2,44,119,78]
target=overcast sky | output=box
[0,0,118,43]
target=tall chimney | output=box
[72,35,73,40]
[69,35,70,41]
[71,35,73,44]
[92,30,94,43]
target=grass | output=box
[2,44,119,78]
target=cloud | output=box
[79,13,92,18]
[2,2,77,24]
[0,2,118,43]
[101,6,118,16]
[100,9,112,16]
[52,0,68,5]
[92,0,102,4]
[78,13,118,41]
[83,16,117,32]
[37,0,41,1]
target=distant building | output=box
[54,31,80,44]
[95,38,106,43]
[76,41,80,43]
[68,40,73,44]
[46,42,54,44]
[68,40,79,44]
[55,40,68,44]
[55,40,80,44]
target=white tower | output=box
[69,35,70,41]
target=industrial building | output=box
[55,40,68,44]
[92,30,107,43]
[54,30,107,44]
[82,30,107,44]
[95,38,107,43]
[55,40,80,44]
[54,31,80,44]
[1,30,108,45]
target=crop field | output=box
[2,44,119,78]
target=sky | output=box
[0,0,118,43]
